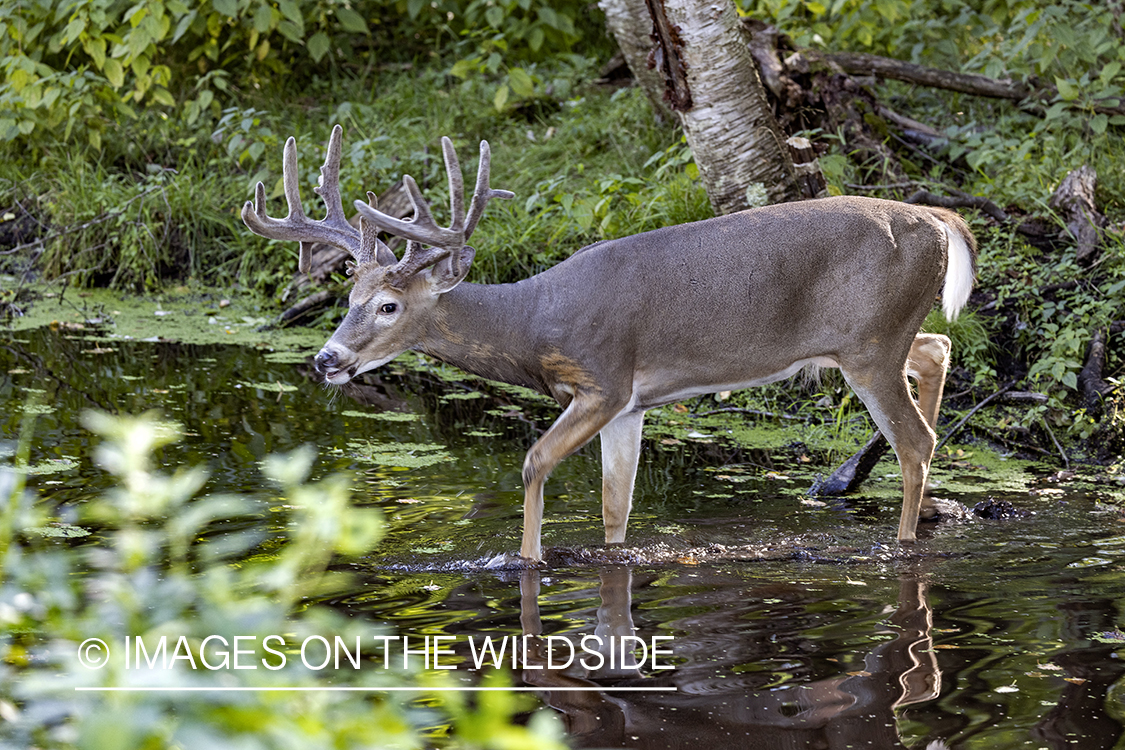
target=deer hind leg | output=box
[600,410,645,544]
[841,365,937,543]
[521,394,625,561]
[907,333,952,432]
[906,333,952,520]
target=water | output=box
[5,325,1125,749]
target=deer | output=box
[242,125,976,563]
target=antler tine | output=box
[464,140,515,241]
[352,138,469,250]
[384,202,455,289]
[442,136,466,234]
[240,128,362,275]
[313,125,350,227]
[358,190,396,267]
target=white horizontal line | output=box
[75,686,676,693]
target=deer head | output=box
[241,125,513,384]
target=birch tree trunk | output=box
[645,0,800,212]
[598,0,672,121]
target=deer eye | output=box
[379,303,398,314]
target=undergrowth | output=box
[1,63,706,292]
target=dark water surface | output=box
[5,327,1125,749]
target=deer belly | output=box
[631,356,838,410]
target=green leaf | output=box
[212,0,239,18]
[86,36,107,68]
[128,4,148,27]
[485,6,504,28]
[508,67,534,97]
[335,7,367,34]
[278,0,302,24]
[65,17,86,45]
[0,118,21,141]
[1090,113,1108,134]
[151,87,175,106]
[40,87,60,110]
[1100,61,1122,86]
[253,3,272,34]
[527,26,544,52]
[449,58,476,79]
[307,31,330,62]
[1055,76,1080,101]
[537,6,559,30]
[171,10,196,43]
[407,0,424,19]
[103,58,125,88]
[277,20,303,42]
[493,83,509,111]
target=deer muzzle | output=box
[314,347,355,384]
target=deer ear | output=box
[375,241,398,267]
[427,245,476,294]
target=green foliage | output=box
[0,0,609,152]
[519,131,707,243]
[923,308,997,385]
[740,1,1125,178]
[1,410,566,749]
[445,0,586,107]
[739,0,1125,86]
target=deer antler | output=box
[243,126,513,283]
[353,137,514,287]
[241,124,387,272]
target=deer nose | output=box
[314,349,338,373]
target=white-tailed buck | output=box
[243,126,976,562]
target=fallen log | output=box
[904,189,1059,246]
[809,431,889,496]
[1048,165,1106,263]
[1078,329,1112,413]
[824,50,1038,102]
[825,50,1125,117]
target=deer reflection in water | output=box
[516,567,947,750]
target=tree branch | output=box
[824,50,1125,116]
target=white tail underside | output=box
[941,221,974,321]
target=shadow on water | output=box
[6,326,1125,748]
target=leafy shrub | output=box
[0,409,567,749]
[0,0,608,153]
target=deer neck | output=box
[416,279,550,394]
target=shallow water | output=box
[5,324,1125,749]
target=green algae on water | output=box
[347,439,453,469]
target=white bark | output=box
[652,0,800,212]
[598,0,672,120]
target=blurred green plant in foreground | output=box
[0,410,565,749]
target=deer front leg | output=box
[600,410,645,544]
[521,393,626,561]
